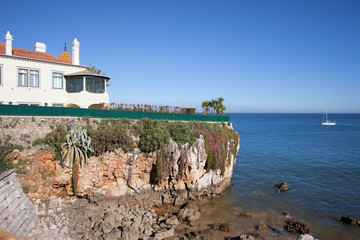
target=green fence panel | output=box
[0,105,230,122]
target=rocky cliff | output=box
[15,135,238,207]
[2,116,240,239]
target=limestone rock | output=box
[177,202,201,226]
[297,234,318,240]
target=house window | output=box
[53,72,63,89]
[86,77,105,93]
[66,77,83,93]
[30,70,39,87]
[18,69,28,87]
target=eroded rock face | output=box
[17,132,239,206]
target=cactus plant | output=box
[61,126,94,194]
[61,126,93,167]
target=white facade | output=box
[0,32,110,109]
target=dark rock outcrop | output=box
[274,182,290,192]
[286,219,310,234]
[340,216,360,226]
[212,222,235,232]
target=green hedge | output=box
[0,105,229,122]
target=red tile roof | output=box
[59,50,72,63]
[0,41,72,64]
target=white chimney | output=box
[35,42,47,53]
[72,38,80,65]
[4,31,13,56]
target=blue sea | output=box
[208,114,360,239]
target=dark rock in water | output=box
[213,222,235,232]
[286,219,310,234]
[193,228,217,238]
[237,211,252,217]
[224,235,255,240]
[267,224,282,233]
[340,216,360,226]
[274,182,290,192]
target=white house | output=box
[0,31,110,109]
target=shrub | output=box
[168,122,197,145]
[88,126,134,155]
[43,125,67,160]
[139,119,170,153]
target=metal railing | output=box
[0,105,230,122]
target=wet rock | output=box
[274,182,290,192]
[340,216,360,226]
[286,219,310,234]
[213,222,235,232]
[194,228,216,238]
[297,234,318,240]
[256,223,267,231]
[240,235,255,240]
[237,211,252,217]
[177,202,201,226]
[225,235,255,240]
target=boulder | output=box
[340,216,360,226]
[274,182,290,192]
[154,226,176,239]
[286,219,310,234]
[240,235,255,240]
[6,149,20,160]
[297,234,317,240]
[213,222,235,232]
[177,202,201,226]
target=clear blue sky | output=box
[1,0,359,113]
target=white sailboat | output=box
[322,110,336,126]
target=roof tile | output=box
[0,40,72,64]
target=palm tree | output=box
[216,97,225,115]
[211,99,218,115]
[88,65,111,87]
[87,65,103,74]
[201,100,210,114]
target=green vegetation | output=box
[87,120,134,155]
[88,64,104,74]
[202,97,226,115]
[22,186,29,194]
[32,124,67,160]
[28,117,238,185]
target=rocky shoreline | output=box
[23,190,318,240]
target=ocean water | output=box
[213,114,360,239]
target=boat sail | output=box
[322,110,336,126]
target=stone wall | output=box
[0,170,39,238]
[0,116,88,147]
